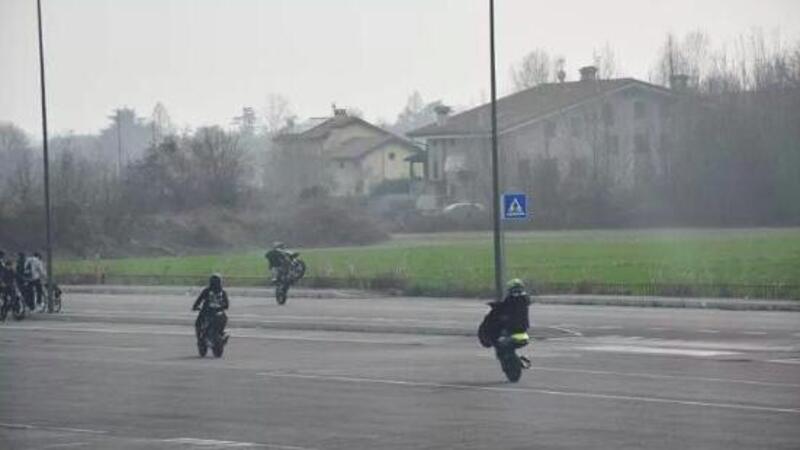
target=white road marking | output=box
[593,325,623,330]
[0,422,315,450]
[0,324,423,346]
[0,422,107,434]
[742,331,768,336]
[40,443,90,449]
[161,437,266,448]
[550,326,583,337]
[698,329,720,334]
[768,358,800,365]
[528,365,800,388]
[257,372,800,415]
[577,345,739,357]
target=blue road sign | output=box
[502,193,528,219]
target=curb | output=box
[61,285,800,312]
[26,313,577,340]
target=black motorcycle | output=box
[478,302,531,382]
[274,252,306,305]
[195,309,228,358]
[1,286,26,321]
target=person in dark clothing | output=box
[483,278,532,366]
[264,242,292,284]
[0,251,16,319]
[192,274,230,343]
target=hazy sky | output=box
[2,0,799,137]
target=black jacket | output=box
[192,287,229,312]
[265,249,292,269]
[489,294,531,334]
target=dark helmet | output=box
[209,273,223,291]
[506,278,526,296]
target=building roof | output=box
[275,114,390,142]
[328,135,422,161]
[407,78,676,138]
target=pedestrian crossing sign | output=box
[502,193,528,219]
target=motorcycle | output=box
[1,286,26,321]
[478,302,531,382]
[195,308,228,358]
[274,252,306,305]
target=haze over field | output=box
[2,0,800,135]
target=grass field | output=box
[56,228,800,299]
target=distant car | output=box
[442,202,486,220]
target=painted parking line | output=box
[742,331,768,336]
[577,345,739,357]
[527,365,800,388]
[0,422,315,450]
[698,329,720,334]
[768,358,800,365]
[257,372,800,415]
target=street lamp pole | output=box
[489,0,504,301]
[36,0,54,312]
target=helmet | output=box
[272,241,286,250]
[506,278,525,296]
[209,273,223,291]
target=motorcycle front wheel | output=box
[499,352,523,383]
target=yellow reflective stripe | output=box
[511,332,529,342]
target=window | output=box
[570,116,582,137]
[432,159,439,180]
[606,134,619,154]
[388,152,395,161]
[634,100,647,120]
[635,133,649,153]
[602,103,614,126]
[544,120,557,139]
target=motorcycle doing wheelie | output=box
[478,301,532,382]
[273,252,306,305]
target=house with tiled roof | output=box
[408,67,690,206]
[272,108,425,197]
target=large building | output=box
[272,108,425,197]
[408,67,691,206]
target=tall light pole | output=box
[36,0,54,312]
[489,0,504,301]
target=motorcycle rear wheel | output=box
[12,298,25,321]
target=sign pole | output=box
[36,0,54,312]
[489,0,504,301]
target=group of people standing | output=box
[0,250,49,314]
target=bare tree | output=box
[593,43,619,79]
[511,49,552,92]
[262,94,294,136]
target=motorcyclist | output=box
[0,251,16,319]
[192,274,230,343]
[483,278,532,367]
[264,242,293,284]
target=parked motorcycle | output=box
[195,309,228,358]
[478,302,531,382]
[274,252,306,305]
[1,287,26,321]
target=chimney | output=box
[669,74,689,92]
[579,66,598,81]
[434,104,452,126]
[331,102,348,117]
